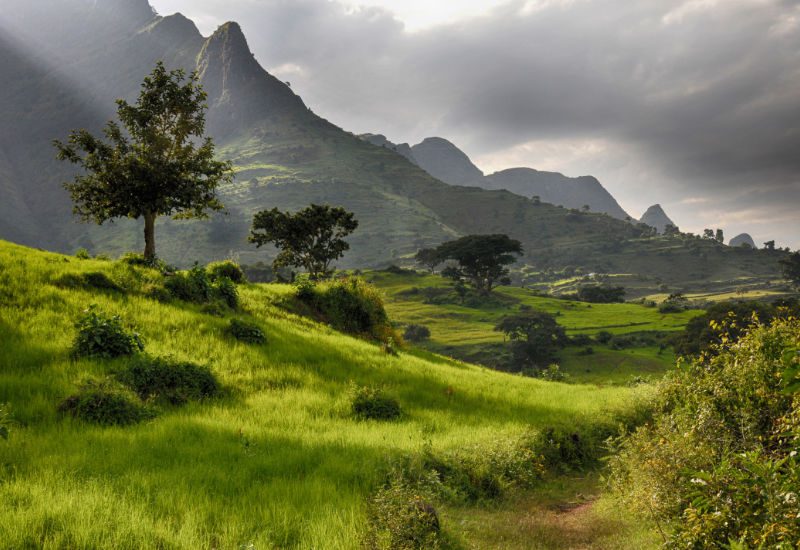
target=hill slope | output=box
[0,240,646,547]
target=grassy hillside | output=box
[0,240,654,548]
[367,270,704,384]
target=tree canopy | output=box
[428,234,522,294]
[55,61,232,260]
[494,311,567,370]
[249,204,358,280]
[780,251,800,289]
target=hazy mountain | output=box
[482,168,630,219]
[394,136,631,219]
[410,137,485,186]
[729,233,757,248]
[639,204,676,233]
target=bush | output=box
[119,252,170,272]
[75,248,90,260]
[58,379,152,426]
[608,319,800,546]
[206,260,246,283]
[576,285,626,303]
[0,404,11,440]
[537,363,566,381]
[366,478,442,549]
[117,356,220,406]
[403,324,431,343]
[213,277,239,309]
[72,308,144,359]
[595,330,613,344]
[351,386,402,421]
[228,319,266,344]
[164,264,212,303]
[299,278,397,342]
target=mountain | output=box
[359,133,417,163]
[410,137,485,186]
[0,0,785,292]
[729,233,757,248]
[639,204,676,233]
[481,168,631,219]
[374,135,631,220]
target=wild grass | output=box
[0,240,649,548]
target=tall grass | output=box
[0,241,648,547]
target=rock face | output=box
[639,204,677,233]
[729,233,757,248]
[410,137,485,186]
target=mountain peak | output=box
[411,137,484,185]
[729,233,756,248]
[639,204,676,233]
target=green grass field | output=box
[0,241,655,548]
[367,270,700,384]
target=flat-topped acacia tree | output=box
[55,61,233,261]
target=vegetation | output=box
[575,285,625,303]
[350,385,403,421]
[71,307,144,359]
[58,379,153,426]
[0,239,649,547]
[54,61,232,261]
[250,204,358,280]
[609,319,800,547]
[495,312,568,372]
[206,260,246,284]
[403,324,431,343]
[117,356,220,406]
[433,234,523,294]
[780,250,800,288]
[227,318,267,344]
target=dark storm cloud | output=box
[154,0,800,243]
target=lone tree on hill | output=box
[495,311,567,370]
[780,251,800,289]
[414,248,441,272]
[435,234,523,294]
[249,204,358,280]
[55,62,232,261]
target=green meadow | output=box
[0,240,654,548]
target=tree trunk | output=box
[143,212,156,261]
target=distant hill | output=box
[410,137,485,187]
[639,204,676,233]
[730,233,757,248]
[359,134,417,163]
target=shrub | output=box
[213,277,239,309]
[119,252,170,272]
[118,356,220,405]
[228,319,266,344]
[58,379,152,426]
[608,319,800,546]
[206,260,246,283]
[164,264,212,303]
[351,386,402,421]
[569,333,594,346]
[595,330,613,344]
[72,308,144,359]
[75,248,90,260]
[576,285,626,303]
[366,478,442,550]
[403,324,431,343]
[538,363,566,381]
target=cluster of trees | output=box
[56,62,358,279]
[702,228,724,242]
[415,235,523,295]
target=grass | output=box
[367,270,698,384]
[0,240,653,548]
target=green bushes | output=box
[214,276,239,308]
[72,308,144,359]
[165,264,239,309]
[608,319,800,547]
[58,380,152,426]
[297,278,398,342]
[403,324,431,343]
[228,319,266,344]
[54,272,121,292]
[366,478,443,549]
[351,386,402,421]
[117,357,220,405]
[206,260,246,283]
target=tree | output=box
[780,251,800,289]
[434,234,522,294]
[703,228,715,239]
[249,204,358,280]
[664,224,680,236]
[764,240,776,251]
[581,204,591,212]
[494,311,567,370]
[55,61,232,261]
[414,248,441,273]
[715,228,724,243]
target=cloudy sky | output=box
[149,0,800,247]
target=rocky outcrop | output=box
[729,233,757,248]
[639,204,677,233]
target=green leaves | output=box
[249,204,358,280]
